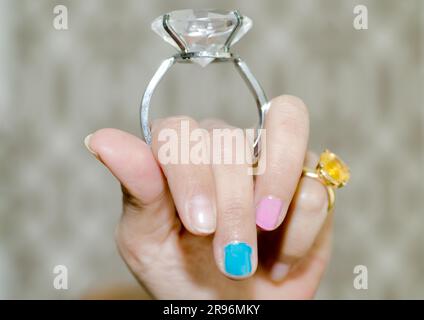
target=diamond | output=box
[152,9,252,67]
[318,150,350,188]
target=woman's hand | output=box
[85,95,332,299]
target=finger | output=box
[151,116,217,235]
[84,128,177,249]
[201,119,257,279]
[259,214,333,299]
[255,95,309,231]
[269,152,330,282]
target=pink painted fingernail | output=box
[256,196,283,230]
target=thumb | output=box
[84,128,177,249]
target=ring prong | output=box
[224,10,243,52]
[162,13,188,53]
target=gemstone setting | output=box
[317,149,350,188]
[151,9,252,67]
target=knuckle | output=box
[298,179,328,213]
[211,128,249,166]
[200,118,230,131]
[121,185,145,211]
[159,115,197,131]
[265,149,303,188]
[220,196,249,223]
[152,116,198,149]
[268,150,299,174]
[283,240,311,260]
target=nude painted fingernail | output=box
[270,262,290,282]
[256,196,284,230]
[84,134,99,159]
[187,195,216,234]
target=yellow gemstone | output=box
[318,150,350,188]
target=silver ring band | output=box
[140,9,269,161]
[140,53,268,161]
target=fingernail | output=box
[187,195,216,234]
[224,242,252,277]
[84,134,99,159]
[270,262,290,282]
[256,196,284,230]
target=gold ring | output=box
[302,149,350,212]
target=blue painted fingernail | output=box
[224,242,252,277]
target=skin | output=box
[85,95,332,299]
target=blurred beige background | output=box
[0,0,423,299]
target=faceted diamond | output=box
[152,9,252,67]
[318,150,350,188]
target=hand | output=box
[85,95,332,299]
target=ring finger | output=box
[268,152,330,282]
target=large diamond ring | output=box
[302,150,350,212]
[140,9,268,161]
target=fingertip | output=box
[255,196,288,231]
[84,133,98,158]
[215,241,257,280]
[270,94,308,116]
[88,128,148,159]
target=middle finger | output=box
[201,119,257,279]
